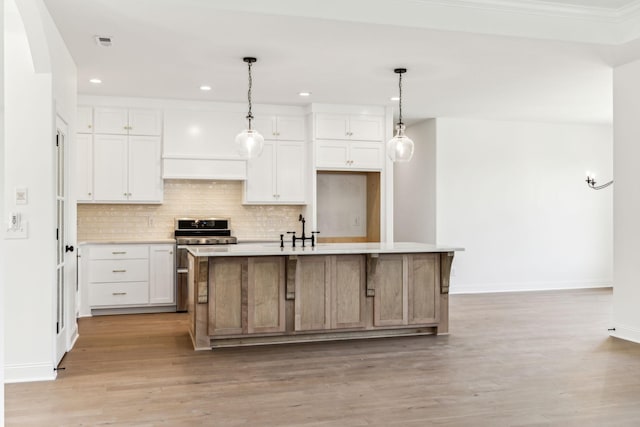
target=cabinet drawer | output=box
[89,259,149,283]
[90,245,149,260]
[89,282,149,306]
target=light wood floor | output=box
[6,288,640,426]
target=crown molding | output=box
[412,0,640,20]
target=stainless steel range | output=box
[174,217,237,312]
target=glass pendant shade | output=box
[235,128,264,159]
[387,123,414,162]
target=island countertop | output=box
[186,241,464,257]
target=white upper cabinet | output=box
[245,141,306,204]
[77,106,93,133]
[93,135,128,201]
[128,136,163,202]
[316,140,383,171]
[94,107,162,136]
[92,134,163,203]
[315,114,383,141]
[75,134,94,202]
[244,115,306,204]
[254,115,306,141]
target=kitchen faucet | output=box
[280,214,320,248]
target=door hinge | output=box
[56,134,59,147]
[56,228,59,240]
[56,321,60,334]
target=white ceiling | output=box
[43,0,640,125]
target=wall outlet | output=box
[148,216,154,227]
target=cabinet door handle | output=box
[112,251,126,254]
[112,269,127,273]
[88,192,92,196]
[112,292,127,296]
[88,125,92,129]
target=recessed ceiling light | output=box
[299,92,312,97]
[200,85,212,91]
[89,78,102,84]
[390,96,400,101]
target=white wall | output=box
[3,0,77,383]
[612,59,640,343]
[317,173,367,238]
[394,119,437,243]
[433,118,613,293]
[1,0,5,418]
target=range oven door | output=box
[176,245,189,312]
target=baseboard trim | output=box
[68,327,79,350]
[91,305,177,316]
[610,324,640,344]
[450,280,612,294]
[5,362,56,383]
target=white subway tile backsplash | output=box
[78,180,303,241]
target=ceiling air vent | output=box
[94,35,112,47]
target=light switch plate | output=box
[15,187,28,205]
[5,220,28,239]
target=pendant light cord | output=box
[247,61,254,129]
[398,72,403,126]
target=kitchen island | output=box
[186,242,462,350]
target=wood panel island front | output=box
[186,243,462,350]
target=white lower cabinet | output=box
[84,243,175,313]
[149,245,175,304]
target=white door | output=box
[55,122,71,366]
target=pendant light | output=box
[387,68,414,162]
[235,57,264,159]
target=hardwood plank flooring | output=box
[6,288,640,426]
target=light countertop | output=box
[187,242,464,257]
[79,239,176,245]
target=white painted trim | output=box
[67,327,79,351]
[78,95,307,116]
[450,280,612,294]
[610,324,640,344]
[162,157,247,180]
[306,103,386,116]
[415,0,640,19]
[5,362,56,383]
